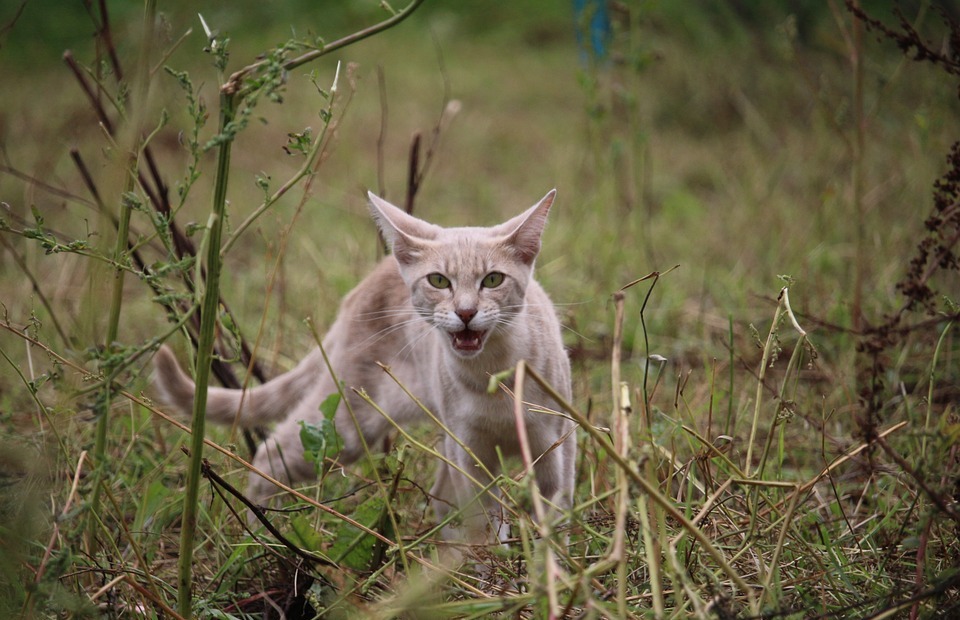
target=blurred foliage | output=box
[0,0,575,74]
[6,1,955,75]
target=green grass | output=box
[1,1,959,617]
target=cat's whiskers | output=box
[496,316,552,340]
[498,306,593,341]
[356,308,423,321]
[355,316,429,349]
[393,321,440,363]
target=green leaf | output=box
[299,393,342,469]
[289,514,325,553]
[328,497,393,572]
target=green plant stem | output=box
[86,181,132,550]
[745,289,785,477]
[922,320,953,456]
[219,63,340,257]
[87,0,157,553]
[636,274,666,618]
[727,314,735,436]
[177,90,236,619]
[755,333,807,480]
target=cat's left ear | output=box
[496,189,556,265]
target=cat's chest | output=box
[439,378,554,436]
[438,381,510,426]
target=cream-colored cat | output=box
[153,190,575,542]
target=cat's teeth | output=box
[451,329,486,352]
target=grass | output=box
[1,0,959,617]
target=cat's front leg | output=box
[431,435,508,544]
[531,427,577,514]
[244,416,317,518]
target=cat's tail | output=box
[152,345,319,427]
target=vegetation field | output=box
[1,1,958,617]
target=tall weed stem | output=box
[922,320,954,456]
[745,293,785,477]
[176,90,236,618]
[87,0,157,553]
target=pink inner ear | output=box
[509,226,543,264]
[390,234,423,265]
[367,192,441,261]
[503,192,553,264]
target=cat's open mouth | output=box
[450,329,486,353]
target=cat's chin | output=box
[449,329,487,357]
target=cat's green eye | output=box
[427,273,451,289]
[481,272,505,288]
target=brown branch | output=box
[96,0,123,81]
[63,51,115,134]
[0,162,94,208]
[845,1,960,76]
[69,148,103,206]
[222,0,427,96]
[376,65,388,201]
[0,1,27,46]
[404,132,421,215]
[198,456,334,567]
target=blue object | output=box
[574,0,612,61]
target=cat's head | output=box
[367,190,556,359]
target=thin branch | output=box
[198,456,334,567]
[97,0,123,81]
[223,0,427,97]
[0,162,95,208]
[405,132,421,214]
[875,435,960,524]
[0,1,27,44]
[0,236,72,347]
[376,65,388,201]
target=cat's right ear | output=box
[492,189,556,265]
[367,191,439,264]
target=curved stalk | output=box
[223,0,427,97]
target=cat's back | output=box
[341,255,407,308]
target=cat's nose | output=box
[455,308,477,327]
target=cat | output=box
[153,189,576,544]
